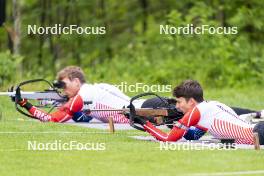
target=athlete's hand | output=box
[133,116,147,125]
[8,85,16,102]
[15,87,28,107]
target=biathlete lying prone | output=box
[135,80,264,145]
[14,66,263,142]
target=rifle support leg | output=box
[108,116,115,133]
[253,132,260,150]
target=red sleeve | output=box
[143,107,201,142]
[27,94,83,122]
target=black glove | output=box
[15,87,32,110]
[8,86,16,102]
[15,87,23,103]
[133,116,147,125]
[167,107,184,120]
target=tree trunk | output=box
[0,0,6,27]
[139,0,148,34]
[12,0,21,55]
[38,0,47,66]
[12,0,22,76]
[74,2,81,65]
[215,0,226,27]
[99,0,112,59]
[47,0,55,73]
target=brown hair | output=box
[173,80,204,103]
[56,66,86,83]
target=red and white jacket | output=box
[144,101,255,144]
[26,83,144,123]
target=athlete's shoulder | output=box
[79,83,93,91]
[93,83,120,92]
[61,94,83,113]
[196,101,219,114]
[78,83,95,95]
[208,101,234,111]
[196,101,210,109]
[197,100,235,115]
[94,83,113,87]
[197,100,227,108]
[80,83,116,92]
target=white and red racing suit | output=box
[143,101,255,144]
[24,83,144,123]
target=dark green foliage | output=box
[0,0,263,88]
[0,51,22,86]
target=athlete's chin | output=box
[68,94,76,98]
[64,92,75,98]
[179,108,188,114]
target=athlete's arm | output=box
[19,94,83,122]
[143,107,201,142]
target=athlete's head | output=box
[56,66,86,98]
[173,80,204,113]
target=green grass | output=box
[0,87,264,176]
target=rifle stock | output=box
[133,109,168,116]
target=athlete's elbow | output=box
[49,117,62,123]
[155,135,180,142]
[166,136,181,142]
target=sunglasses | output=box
[53,80,66,89]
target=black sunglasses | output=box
[53,80,66,89]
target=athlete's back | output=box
[197,101,254,144]
[78,83,144,123]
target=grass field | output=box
[0,87,264,176]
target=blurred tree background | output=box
[0,0,263,90]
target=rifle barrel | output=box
[0,91,66,101]
[0,92,14,96]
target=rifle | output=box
[0,79,68,118]
[85,107,181,131]
[95,92,184,131]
